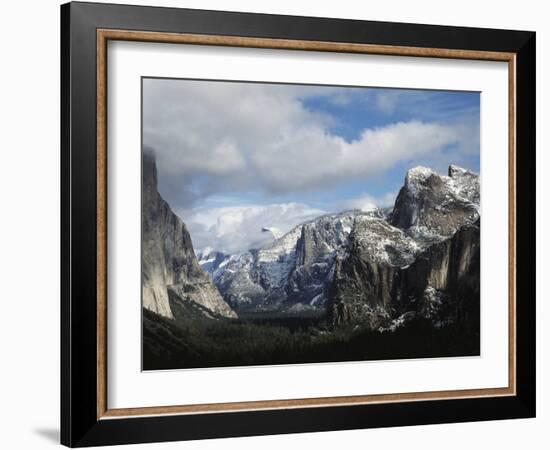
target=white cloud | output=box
[341,191,397,212]
[182,191,399,254]
[251,120,458,193]
[373,90,403,114]
[143,79,470,210]
[181,202,325,255]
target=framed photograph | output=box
[61,2,536,447]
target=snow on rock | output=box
[378,311,417,333]
[261,226,283,239]
[391,164,480,243]
[419,286,444,318]
[214,211,359,312]
[351,214,421,266]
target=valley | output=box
[142,152,481,369]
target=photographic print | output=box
[141,78,481,371]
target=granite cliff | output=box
[327,166,480,329]
[141,152,236,320]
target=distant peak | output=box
[448,164,471,178]
[262,227,283,239]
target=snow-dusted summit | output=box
[391,164,479,243]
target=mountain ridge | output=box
[197,164,479,330]
[143,158,479,333]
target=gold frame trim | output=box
[96,29,517,420]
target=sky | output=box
[143,78,480,255]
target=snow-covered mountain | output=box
[196,247,232,279]
[212,211,357,313]
[329,165,480,330]
[206,165,480,328]
[146,161,479,333]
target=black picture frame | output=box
[61,1,536,447]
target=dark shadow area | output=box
[143,308,480,370]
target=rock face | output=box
[197,247,231,278]
[328,219,480,328]
[327,166,480,329]
[142,152,236,319]
[213,211,357,313]
[391,165,479,243]
[406,219,480,325]
[326,211,422,328]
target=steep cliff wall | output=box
[402,219,480,324]
[142,152,236,319]
[327,219,480,328]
